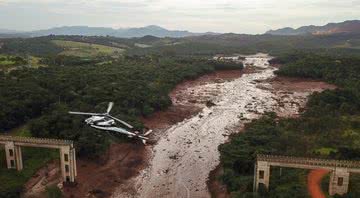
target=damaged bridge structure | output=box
[0,135,77,183]
[254,154,360,196]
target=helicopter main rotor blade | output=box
[106,102,114,114]
[68,111,102,116]
[144,129,153,136]
[107,115,134,129]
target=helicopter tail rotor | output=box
[138,130,153,145]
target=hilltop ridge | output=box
[266,20,360,35]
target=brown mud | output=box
[112,55,317,198]
[307,169,330,198]
[207,165,230,198]
[206,74,336,198]
[62,143,149,198]
[23,161,61,198]
[23,62,336,198]
[141,69,252,133]
[268,76,337,93]
[23,69,246,198]
[23,144,148,198]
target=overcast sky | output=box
[0,0,359,34]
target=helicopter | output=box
[69,102,152,144]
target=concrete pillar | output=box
[329,168,350,196]
[71,147,77,177]
[5,141,16,169]
[14,145,23,170]
[255,161,270,191]
[60,146,76,183]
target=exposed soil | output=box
[206,73,336,198]
[141,68,253,138]
[23,55,336,198]
[207,165,230,198]
[23,143,148,198]
[112,54,324,198]
[268,76,337,93]
[23,161,61,198]
[63,143,149,198]
[23,69,247,198]
[307,169,330,198]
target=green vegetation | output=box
[0,147,57,198]
[0,56,243,156]
[1,33,360,197]
[0,54,46,72]
[219,52,360,197]
[0,37,63,56]
[45,185,63,198]
[0,51,243,196]
[52,40,124,57]
[0,126,57,197]
[128,33,360,57]
[0,55,27,70]
[2,33,360,59]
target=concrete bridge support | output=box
[4,142,23,170]
[15,145,23,170]
[1,136,77,183]
[254,161,270,191]
[254,155,360,195]
[329,168,350,196]
[60,146,77,183]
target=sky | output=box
[0,0,359,34]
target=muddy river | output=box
[112,54,333,198]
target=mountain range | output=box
[1,20,360,38]
[266,20,360,35]
[0,25,217,38]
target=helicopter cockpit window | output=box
[103,117,111,121]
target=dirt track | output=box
[308,169,329,198]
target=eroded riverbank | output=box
[23,64,249,198]
[112,54,335,198]
[22,54,335,198]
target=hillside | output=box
[2,32,360,59]
[266,20,360,35]
[129,32,360,56]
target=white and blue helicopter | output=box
[69,102,152,144]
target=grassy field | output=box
[0,126,57,197]
[0,54,22,71]
[333,39,360,49]
[52,40,124,57]
[0,54,46,72]
[29,56,46,68]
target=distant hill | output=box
[266,20,360,35]
[0,29,28,38]
[0,29,20,34]
[19,25,217,38]
[31,26,116,37]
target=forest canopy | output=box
[0,55,243,157]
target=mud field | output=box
[24,54,335,198]
[112,54,335,198]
